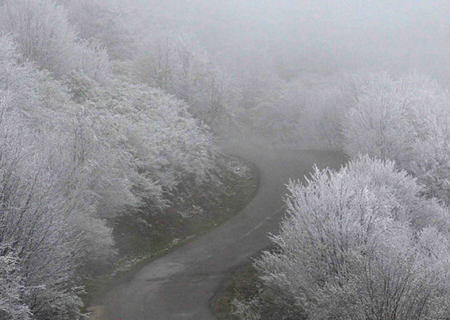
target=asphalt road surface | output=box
[101,142,346,320]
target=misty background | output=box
[127,0,450,82]
[3,0,450,319]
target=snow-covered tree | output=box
[0,35,114,317]
[75,40,112,85]
[0,247,31,320]
[134,31,239,128]
[0,95,85,319]
[0,0,114,85]
[63,0,134,60]
[0,0,78,76]
[98,68,218,195]
[0,2,221,317]
[343,72,450,205]
[243,73,347,149]
[237,156,450,320]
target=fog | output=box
[128,0,450,82]
[3,1,450,319]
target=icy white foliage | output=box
[0,0,78,76]
[242,74,348,149]
[63,0,134,59]
[76,40,112,85]
[0,39,90,318]
[0,248,31,320]
[0,15,217,316]
[0,99,85,319]
[63,69,217,206]
[343,72,450,204]
[239,156,450,320]
[0,0,113,84]
[134,31,239,127]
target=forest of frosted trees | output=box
[2,0,450,319]
[0,0,221,318]
[234,74,450,319]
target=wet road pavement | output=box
[101,142,345,320]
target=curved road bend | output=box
[101,142,346,320]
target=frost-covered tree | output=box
[344,72,429,164]
[135,32,206,97]
[237,156,450,320]
[75,40,112,85]
[0,35,115,317]
[0,96,85,319]
[134,31,239,128]
[0,2,221,317]
[63,0,134,60]
[0,0,113,84]
[251,77,303,147]
[343,72,450,204]
[88,67,218,198]
[0,0,78,76]
[243,73,347,149]
[0,248,31,320]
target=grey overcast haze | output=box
[131,0,450,81]
[2,0,450,319]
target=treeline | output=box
[3,0,450,319]
[0,0,222,318]
[234,72,450,319]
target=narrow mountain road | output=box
[101,142,346,320]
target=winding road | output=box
[99,142,345,320]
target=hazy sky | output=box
[129,0,450,81]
